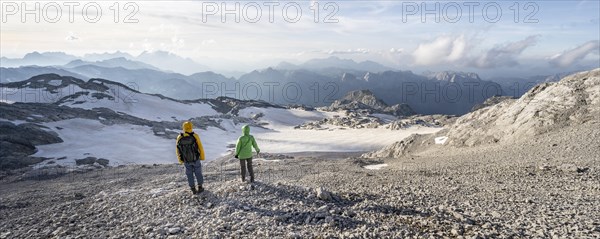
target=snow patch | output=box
[435,136,448,145]
[29,107,442,166]
[33,119,239,165]
[48,80,62,86]
[62,90,218,121]
[0,118,27,125]
[364,164,388,170]
[254,126,441,153]
[2,84,218,121]
[239,107,441,153]
[238,107,339,128]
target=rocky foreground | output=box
[0,119,598,238]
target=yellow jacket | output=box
[176,122,206,163]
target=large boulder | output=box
[362,134,422,158]
[75,157,110,167]
[316,187,332,201]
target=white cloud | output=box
[549,40,600,67]
[171,36,185,49]
[65,32,79,41]
[142,39,154,52]
[327,48,370,55]
[389,48,403,54]
[474,35,539,68]
[201,39,216,45]
[412,35,468,65]
[412,35,540,68]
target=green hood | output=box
[236,125,259,159]
[242,125,250,136]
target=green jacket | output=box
[235,125,259,159]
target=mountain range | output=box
[1,51,209,75]
[276,56,396,73]
[2,51,587,115]
[63,57,160,71]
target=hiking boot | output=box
[197,185,204,193]
[190,187,197,195]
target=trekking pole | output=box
[268,164,272,182]
[257,153,261,180]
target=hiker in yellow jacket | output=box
[176,121,205,194]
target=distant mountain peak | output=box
[276,57,395,73]
[83,51,134,61]
[24,51,42,57]
[136,51,209,75]
[427,71,482,82]
[67,59,85,64]
[275,61,299,70]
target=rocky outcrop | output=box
[471,96,515,112]
[447,69,600,146]
[295,90,416,130]
[75,157,110,167]
[386,115,455,130]
[336,90,389,109]
[0,121,63,170]
[361,134,422,158]
[295,113,385,130]
[297,112,454,131]
[324,90,415,116]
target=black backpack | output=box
[177,132,200,163]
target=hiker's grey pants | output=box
[184,160,203,187]
[239,158,254,182]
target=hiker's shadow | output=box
[197,181,429,230]
[195,190,218,205]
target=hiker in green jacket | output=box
[235,125,260,183]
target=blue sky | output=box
[1,0,599,76]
